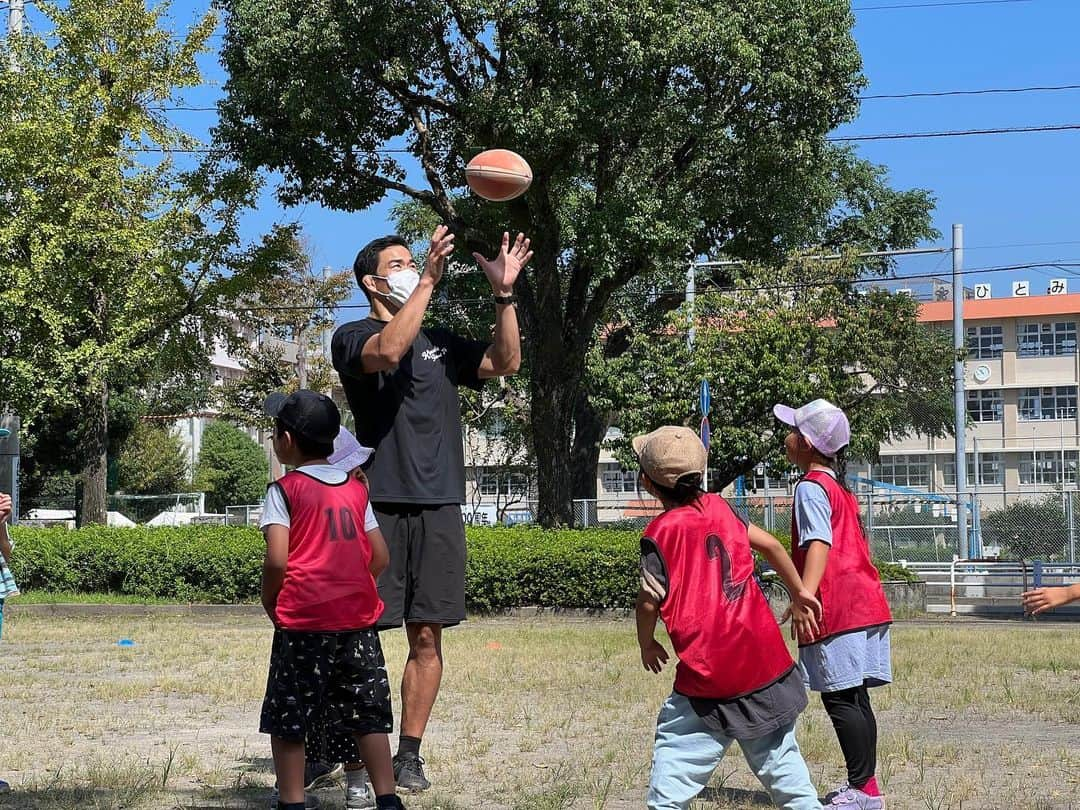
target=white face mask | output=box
[374,269,420,308]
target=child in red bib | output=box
[258,390,402,810]
[775,399,892,810]
[633,426,824,810]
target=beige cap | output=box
[631,426,708,489]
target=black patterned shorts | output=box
[260,628,393,742]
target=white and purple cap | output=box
[773,398,850,458]
[327,426,373,472]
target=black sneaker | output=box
[305,761,344,791]
[392,752,431,793]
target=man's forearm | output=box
[373,282,434,364]
[489,300,521,375]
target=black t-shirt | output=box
[332,318,490,505]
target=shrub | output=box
[115,422,189,495]
[193,420,268,513]
[7,525,917,605]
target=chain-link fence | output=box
[567,490,1080,563]
[225,504,263,526]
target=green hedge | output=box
[8,525,917,608]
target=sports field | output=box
[0,611,1075,810]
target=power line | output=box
[229,261,1080,313]
[829,123,1080,141]
[852,0,1033,10]
[861,83,1080,100]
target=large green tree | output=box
[217,0,936,524]
[0,0,295,524]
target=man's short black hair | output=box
[275,417,334,460]
[353,235,410,301]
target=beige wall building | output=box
[879,288,1080,509]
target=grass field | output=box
[0,610,1076,810]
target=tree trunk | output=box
[570,394,609,500]
[530,345,582,528]
[79,380,109,526]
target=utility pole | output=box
[7,0,24,71]
[952,224,968,560]
[7,0,23,37]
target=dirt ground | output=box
[0,610,1076,810]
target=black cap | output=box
[263,390,341,446]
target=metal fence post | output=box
[1069,492,1076,564]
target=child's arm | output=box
[1022,583,1080,614]
[0,492,12,563]
[800,541,829,596]
[748,524,821,639]
[636,588,669,673]
[367,527,389,578]
[261,524,289,623]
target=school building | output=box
[877,287,1080,510]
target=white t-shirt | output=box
[259,464,380,532]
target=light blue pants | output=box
[647,692,821,810]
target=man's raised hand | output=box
[424,225,455,287]
[472,232,533,295]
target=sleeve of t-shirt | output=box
[640,536,669,603]
[259,482,291,530]
[794,481,833,548]
[332,320,381,379]
[364,502,379,532]
[446,330,492,391]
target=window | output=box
[875,455,930,488]
[966,325,1003,359]
[943,453,1003,486]
[601,466,638,494]
[966,389,1003,422]
[1017,321,1077,357]
[478,472,528,496]
[746,464,799,492]
[1018,386,1078,421]
[1019,451,1080,485]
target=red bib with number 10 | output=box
[273,470,384,631]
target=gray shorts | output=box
[372,503,466,630]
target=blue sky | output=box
[106,0,1080,314]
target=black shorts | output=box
[373,503,467,630]
[260,628,393,742]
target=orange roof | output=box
[919,293,1080,323]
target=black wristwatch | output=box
[493,293,517,305]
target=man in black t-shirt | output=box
[332,225,531,793]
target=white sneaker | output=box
[268,787,321,809]
[345,770,377,810]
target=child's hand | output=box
[789,588,822,642]
[1022,586,1071,615]
[0,493,11,524]
[640,639,669,673]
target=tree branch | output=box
[445,0,500,74]
[373,76,455,115]
[580,259,646,353]
[432,15,470,97]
